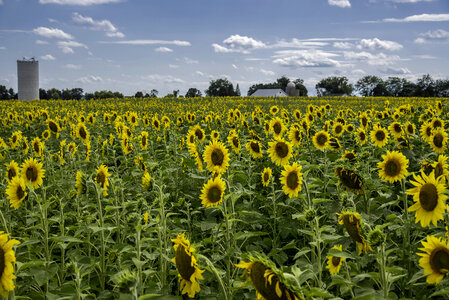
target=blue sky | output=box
[0,0,448,96]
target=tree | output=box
[135,91,144,98]
[149,89,158,98]
[435,79,449,97]
[235,84,241,96]
[385,77,417,97]
[71,88,84,100]
[293,79,308,96]
[247,76,308,96]
[0,85,9,100]
[185,88,202,98]
[415,74,436,97]
[173,90,180,98]
[205,78,236,97]
[61,89,72,100]
[355,76,389,97]
[39,88,48,100]
[47,88,61,99]
[315,76,353,96]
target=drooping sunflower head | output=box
[236,253,303,300]
[312,130,330,150]
[203,140,230,174]
[337,211,372,255]
[245,139,263,159]
[200,176,226,208]
[268,138,293,166]
[140,131,149,150]
[171,233,204,298]
[6,176,28,210]
[326,245,346,275]
[408,171,447,228]
[418,235,449,284]
[75,171,87,196]
[5,160,19,184]
[95,164,111,196]
[0,231,20,297]
[335,167,364,195]
[261,167,272,187]
[21,157,45,189]
[141,171,152,190]
[378,150,409,184]
[280,162,303,198]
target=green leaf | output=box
[327,248,355,260]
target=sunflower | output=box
[20,137,29,155]
[329,137,341,151]
[332,123,344,137]
[31,137,44,157]
[404,121,416,135]
[227,133,241,153]
[192,125,205,143]
[6,176,27,209]
[270,105,279,115]
[203,140,230,174]
[261,168,272,187]
[370,125,389,148]
[76,122,90,144]
[200,176,226,207]
[9,131,22,150]
[417,235,449,284]
[326,245,346,275]
[337,211,372,255]
[267,138,293,166]
[408,171,447,227]
[134,156,147,172]
[171,233,204,298]
[245,139,263,159]
[46,118,60,138]
[430,128,448,154]
[356,128,367,146]
[5,160,19,184]
[75,171,87,195]
[421,122,434,143]
[21,157,45,189]
[335,167,364,195]
[95,164,111,196]
[236,253,302,300]
[341,150,357,163]
[140,131,149,150]
[41,129,50,140]
[378,151,409,184]
[432,155,449,182]
[280,162,303,198]
[388,122,403,139]
[312,130,330,150]
[211,130,220,141]
[432,117,444,129]
[142,172,152,190]
[0,231,20,297]
[269,117,286,138]
[288,126,302,147]
[67,142,77,157]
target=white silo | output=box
[17,58,39,100]
[286,82,299,97]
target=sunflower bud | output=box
[304,208,316,222]
[368,227,386,247]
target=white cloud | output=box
[64,64,81,69]
[72,12,124,38]
[344,51,400,65]
[36,40,49,45]
[384,13,449,22]
[213,35,266,54]
[33,27,73,39]
[168,64,179,69]
[180,57,199,64]
[273,50,341,68]
[351,69,366,75]
[271,38,328,48]
[141,74,184,84]
[357,38,403,51]
[57,40,88,54]
[333,42,353,49]
[40,0,122,5]
[0,0,3,5]
[260,69,275,76]
[391,0,433,2]
[328,0,351,8]
[381,67,411,74]
[77,75,103,84]
[40,54,56,60]
[100,40,191,46]
[414,29,449,43]
[195,71,205,76]
[412,54,437,59]
[232,64,238,69]
[155,47,173,52]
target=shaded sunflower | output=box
[335,167,364,195]
[42,129,51,140]
[140,131,149,150]
[21,157,45,189]
[370,125,389,148]
[227,133,241,153]
[378,150,409,183]
[268,138,293,166]
[356,128,367,146]
[142,172,152,190]
[200,176,226,207]
[75,171,87,195]
[0,231,20,297]
[5,160,19,184]
[408,171,447,227]
[236,253,302,300]
[332,122,344,137]
[192,125,205,143]
[288,126,302,147]
[6,176,27,209]
[9,131,22,150]
[245,139,263,159]
[76,122,90,144]
[329,137,341,151]
[421,122,434,143]
[326,245,346,275]
[388,122,403,139]
[341,150,357,163]
[280,162,303,198]
[134,156,147,172]
[203,140,230,174]
[417,235,449,284]
[21,137,29,155]
[46,118,60,138]
[95,164,111,196]
[430,128,448,154]
[261,168,272,187]
[431,117,444,129]
[171,233,204,298]
[270,117,286,138]
[31,137,44,157]
[404,121,416,135]
[67,142,77,157]
[432,155,449,182]
[312,130,330,150]
[337,211,372,255]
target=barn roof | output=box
[251,89,288,97]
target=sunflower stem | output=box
[271,178,277,250]
[0,209,10,234]
[222,194,232,299]
[91,180,105,291]
[401,178,411,295]
[344,261,355,298]
[155,183,168,291]
[198,254,229,300]
[136,225,143,294]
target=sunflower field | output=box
[2,96,449,299]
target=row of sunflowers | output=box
[1,96,449,299]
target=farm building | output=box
[250,89,288,97]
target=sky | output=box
[0,0,448,96]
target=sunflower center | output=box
[294,130,301,142]
[207,186,222,203]
[7,168,16,181]
[33,142,40,153]
[142,136,147,147]
[273,122,282,135]
[375,130,385,141]
[211,149,224,166]
[359,132,366,140]
[385,160,400,177]
[419,183,438,211]
[12,135,17,143]
[0,247,5,279]
[96,172,106,188]
[49,121,58,133]
[426,127,432,137]
[79,127,87,139]
[195,129,203,141]
[317,133,327,146]
[275,142,289,158]
[16,184,25,200]
[407,125,414,133]
[250,142,260,153]
[434,120,442,128]
[433,133,444,148]
[232,137,239,148]
[26,166,38,182]
[263,172,269,182]
[430,248,449,275]
[286,171,299,190]
[435,163,443,178]
[175,245,195,282]
[189,135,195,143]
[345,153,356,161]
[332,256,341,267]
[335,125,342,134]
[394,124,401,133]
[362,118,367,127]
